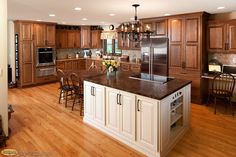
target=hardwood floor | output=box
[3,83,236,157]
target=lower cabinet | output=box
[83,82,190,157]
[106,87,136,140]
[84,81,105,126]
[136,95,159,152]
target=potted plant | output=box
[102,60,120,76]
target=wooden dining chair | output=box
[70,73,84,116]
[207,73,235,115]
[57,69,73,107]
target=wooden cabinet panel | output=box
[185,45,199,70]
[45,25,55,46]
[22,63,33,85]
[169,45,182,68]
[91,30,102,48]
[130,64,141,73]
[169,18,183,42]
[227,22,236,52]
[143,22,153,32]
[185,18,199,42]
[75,31,81,48]
[56,30,68,49]
[34,24,46,47]
[21,23,33,41]
[81,26,91,48]
[21,41,33,63]
[120,63,130,72]
[67,31,76,48]
[56,61,65,70]
[155,20,168,36]
[65,61,72,70]
[208,24,225,51]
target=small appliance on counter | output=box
[83,49,92,58]
[222,65,236,75]
[208,59,222,73]
[120,55,129,62]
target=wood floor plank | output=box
[2,83,236,157]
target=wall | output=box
[8,20,15,82]
[0,0,9,136]
[208,53,236,65]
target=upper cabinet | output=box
[56,30,68,49]
[141,19,168,37]
[67,30,81,48]
[34,23,56,47]
[81,26,91,48]
[207,20,236,53]
[91,30,102,48]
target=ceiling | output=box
[8,0,236,26]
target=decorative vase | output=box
[106,70,116,77]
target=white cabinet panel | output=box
[106,87,120,132]
[137,95,158,152]
[120,91,135,140]
[84,81,94,120]
[94,84,105,125]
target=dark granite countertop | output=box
[84,72,192,100]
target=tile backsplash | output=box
[56,49,101,59]
[121,50,141,62]
[208,53,236,65]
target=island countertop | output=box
[84,72,191,100]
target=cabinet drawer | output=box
[35,75,57,84]
[130,64,141,73]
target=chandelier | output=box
[118,4,153,42]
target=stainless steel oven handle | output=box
[39,68,55,71]
[38,51,55,54]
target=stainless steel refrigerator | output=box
[141,37,169,77]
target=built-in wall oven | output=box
[36,47,56,77]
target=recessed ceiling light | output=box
[82,18,88,21]
[61,22,66,24]
[49,14,55,17]
[74,7,82,11]
[130,17,134,20]
[164,13,171,16]
[100,21,105,24]
[217,6,225,10]
[82,24,86,25]
[109,13,115,16]
[36,20,42,21]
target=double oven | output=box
[35,47,56,77]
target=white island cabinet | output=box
[84,81,191,157]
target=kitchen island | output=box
[83,72,191,157]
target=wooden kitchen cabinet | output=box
[56,30,68,49]
[106,87,136,140]
[91,30,102,48]
[208,20,236,53]
[15,21,35,87]
[168,12,208,104]
[34,23,56,47]
[67,30,81,48]
[81,26,91,48]
[120,63,130,72]
[141,18,168,36]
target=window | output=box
[104,39,121,55]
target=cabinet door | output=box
[56,30,68,49]
[84,82,94,120]
[34,24,46,47]
[227,22,236,52]
[155,20,168,36]
[45,25,55,46]
[75,31,81,48]
[207,23,225,52]
[93,84,105,125]
[72,61,78,70]
[106,87,120,133]
[67,31,76,48]
[136,95,158,152]
[21,23,33,41]
[119,91,135,140]
[168,18,184,70]
[91,30,102,48]
[56,61,65,70]
[22,63,33,85]
[21,41,33,63]
[184,17,200,71]
[81,26,91,48]
[65,61,72,70]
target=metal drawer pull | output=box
[137,99,140,111]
